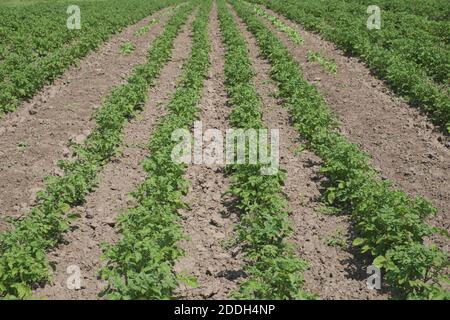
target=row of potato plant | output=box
[0,0,181,115]
[99,0,212,300]
[0,3,194,299]
[251,5,338,75]
[232,0,449,299]
[218,0,314,300]
[249,0,450,133]
[252,4,303,45]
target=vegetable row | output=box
[232,0,449,299]
[0,3,194,299]
[100,0,212,299]
[0,0,181,115]
[218,0,314,299]
[249,0,450,133]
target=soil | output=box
[32,13,195,300]
[173,2,244,300]
[230,6,388,300]
[0,7,172,231]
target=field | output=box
[0,0,448,301]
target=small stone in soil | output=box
[209,218,222,227]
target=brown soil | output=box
[32,15,195,300]
[173,3,244,300]
[256,7,449,249]
[230,6,388,300]
[0,8,172,230]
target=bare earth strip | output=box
[230,6,388,299]
[173,3,244,300]
[32,15,195,300]
[0,8,172,225]
[257,7,449,248]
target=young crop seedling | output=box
[120,42,136,54]
[134,19,159,36]
[17,141,28,150]
[307,51,338,74]
[325,229,348,248]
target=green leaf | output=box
[177,272,198,289]
[67,212,81,222]
[352,237,365,246]
[373,256,386,268]
[12,283,32,299]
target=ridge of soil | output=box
[230,5,388,299]
[0,8,171,229]
[173,3,244,300]
[33,14,195,300]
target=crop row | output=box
[252,5,303,45]
[134,18,160,37]
[261,0,449,51]
[232,0,448,299]
[249,0,450,133]
[354,0,450,22]
[100,0,212,300]
[217,0,314,300]
[0,3,194,299]
[252,5,338,75]
[0,0,181,116]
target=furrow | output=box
[173,1,244,300]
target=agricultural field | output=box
[0,0,448,304]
